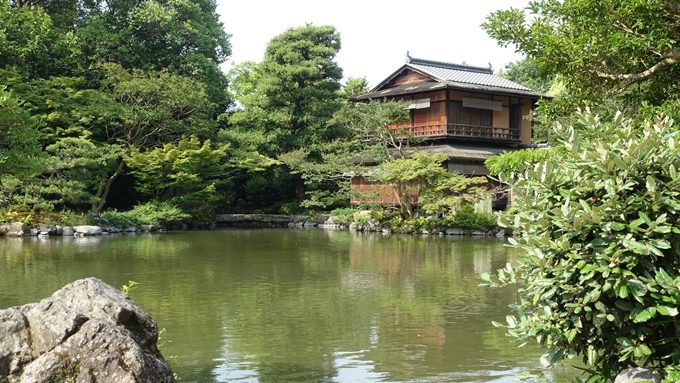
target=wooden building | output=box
[350,56,544,209]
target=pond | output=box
[0,229,576,382]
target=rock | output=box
[54,225,63,235]
[614,368,661,383]
[471,230,488,236]
[363,219,380,232]
[123,226,138,233]
[445,228,464,235]
[215,214,308,227]
[495,229,506,238]
[0,278,175,383]
[314,214,330,224]
[61,226,75,236]
[349,222,358,231]
[28,228,39,236]
[140,224,159,232]
[2,222,27,237]
[303,221,317,228]
[103,226,121,233]
[39,224,58,236]
[318,224,340,229]
[381,228,392,235]
[73,225,102,236]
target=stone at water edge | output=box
[0,277,176,383]
[614,368,661,383]
[73,225,102,235]
[61,226,75,236]
[1,222,27,236]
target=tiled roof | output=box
[407,57,533,92]
[362,57,543,98]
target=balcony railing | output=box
[390,122,520,142]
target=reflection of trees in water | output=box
[214,232,523,382]
[0,230,549,383]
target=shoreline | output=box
[0,213,507,239]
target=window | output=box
[448,101,492,126]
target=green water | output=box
[0,229,575,382]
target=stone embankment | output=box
[0,222,161,237]
[0,278,175,383]
[215,213,506,237]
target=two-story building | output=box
[350,55,543,210]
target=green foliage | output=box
[449,205,497,230]
[101,210,141,228]
[0,87,44,178]
[228,24,344,154]
[224,25,346,210]
[485,148,556,177]
[663,365,680,383]
[0,0,231,215]
[375,152,487,219]
[126,136,230,220]
[125,201,190,226]
[499,58,554,94]
[483,0,679,103]
[332,100,411,159]
[120,280,140,297]
[484,111,680,380]
[483,0,679,129]
[329,208,355,225]
[420,173,488,217]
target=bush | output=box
[101,210,141,228]
[450,204,497,230]
[126,201,190,226]
[329,207,354,224]
[483,112,680,380]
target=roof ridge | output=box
[408,57,493,74]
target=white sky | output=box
[217,0,529,88]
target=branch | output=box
[596,53,679,81]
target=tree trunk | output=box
[295,176,305,203]
[92,159,124,213]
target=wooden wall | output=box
[350,176,401,205]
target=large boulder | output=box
[73,225,102,236]
[0,222,27,237]
[614,368,661,383]
[61,226,75,236]
[0,278,175,383]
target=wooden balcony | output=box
[391,122,520,142]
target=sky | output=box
[216,0,530,88]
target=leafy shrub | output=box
[278,201,300,215]
[329,207,354,224]
[484,147,556,177]
[126,201,190,226]
[450,205,497,230]
[101,210,141,228]
[483,112,680,380]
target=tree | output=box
[376,152,486,219]
[126,136,230,219]
[331,100,412,159]
[483,111,680,380]
[225,24,345,208]
[0,0,82,78]
[498,58,554,94]
[74,0,231,107]
[228,24,344,154]
[483,0,680,123]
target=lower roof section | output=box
[412,143,510,161]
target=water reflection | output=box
[0,230,574,382]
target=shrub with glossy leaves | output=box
[483,111,680,380]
